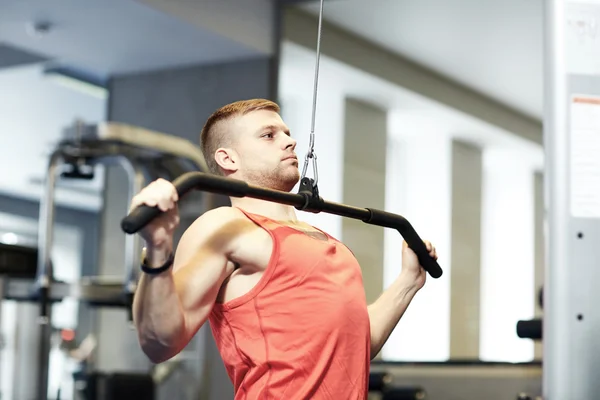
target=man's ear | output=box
[214,147,239,173]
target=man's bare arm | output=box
[367,240,436,359]
[367,276,419,359]
[132,207,243,363]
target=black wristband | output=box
[141,251,174,275]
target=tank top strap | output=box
[234,207,279,231]
[234,207,337,244]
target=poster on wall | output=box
[570,94,600,218]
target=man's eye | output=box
[263,132,274,138]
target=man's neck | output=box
[230,197,298,221]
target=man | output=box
[131,99,437,399]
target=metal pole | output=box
[543,1,566,396]
[35,150,63,400]
[116,158,146,319]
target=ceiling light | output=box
[26,21,52,38]
[1,233,19,245]
[44,68,108,100]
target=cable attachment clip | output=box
[297,145,323,213]
[300,143,319,188]
[297,175,324,213]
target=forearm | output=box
[367,275,419,359]
[132,245,186,363]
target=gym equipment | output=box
[8,120,214,400]
[544,0,600,397]
[369,371,393,392]
[65,327,183,400]
[121,171,442,278]
[369,371,427,400]
[370,361,542,400]
[0,242,38,278]
[516,393,543,400]
[517,286,542,341]
[73,371,155,400]
[381,387,427,400]
[299,0,324,190]
[516,319,542,341]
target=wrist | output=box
[144,242,173,269]
[395,272,421,296]
[380,274,418,310]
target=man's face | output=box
[228,109,300,191]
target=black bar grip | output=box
[365,208,442,279]
[121,172,250,234]
[175,171,249,198]
[516,318,542,340]
[121,204,160,235]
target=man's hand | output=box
[130,178,180,246]
[399,240,438,292]
[130,178,180,266]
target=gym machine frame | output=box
[20,121,214,400]
[544,0,600,399]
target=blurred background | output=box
[0,0,562,399]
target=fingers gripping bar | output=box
[364,208,441,279]
[121,172,443,279]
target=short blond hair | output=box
[200,99,280,175]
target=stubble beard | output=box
[246,166,299,192]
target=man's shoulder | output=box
[175,206,251,256]
[184,206,248,237]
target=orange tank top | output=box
[208,209,371,399]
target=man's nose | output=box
[284,135,296,150]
